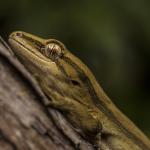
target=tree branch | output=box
[0,37,93,150]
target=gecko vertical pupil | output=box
[45,43,63,60]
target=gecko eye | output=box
[44,42,63,61]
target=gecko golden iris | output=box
[9,31,150,150]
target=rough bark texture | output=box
[0,37,94,150]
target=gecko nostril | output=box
[9,31,23,39]
[15,32,23,37]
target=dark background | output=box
[0,0,150,137]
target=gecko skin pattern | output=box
[9,31,150,150]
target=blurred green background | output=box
[0,0,150,137]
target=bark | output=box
[0,37,94,150]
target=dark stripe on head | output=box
[63,56,149,150]
[22,34,44,49]
[56,61,69,77]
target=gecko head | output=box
[9,31,66,62]
[9,31,67,73]
[9,31,96,103]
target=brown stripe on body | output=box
[63,56,149,150]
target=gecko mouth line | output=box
[9,38,53,63]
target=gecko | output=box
[9,31,150,150]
